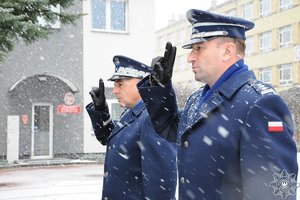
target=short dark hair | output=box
[217,37,246,57]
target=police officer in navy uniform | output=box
[86,55,177,200]
[138,9,298,199]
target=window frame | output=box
[243,3,253,20]
[91,0,128,33]
[260,67,272,84]
[259,31,272,52]
[259,0,272,16]
[279,25,293,48]
[245,36,254,55]
[279,63,293,86]
[279,0,293,11]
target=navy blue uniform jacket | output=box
[86,100,177,200]
[138,69,298,199]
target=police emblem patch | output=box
[269,170,297,199]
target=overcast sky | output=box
[155,0,213,30]
[154,0,229,30]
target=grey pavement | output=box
[1,157,300,200]
[0,162,103,200]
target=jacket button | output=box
[180,177,185,184]
[104,197,108,200]
[183,141,189,148]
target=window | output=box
[279,64,292,85]
[259,0,272,16]
[259,31,272,52]
[245,36,254,55]
[38,5,61,29]
[279,25,292,48]
[279,0,293,11]
[260,67,272,83]
[243,3,253,20]
[91,0,127,32]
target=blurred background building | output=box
[1,0,299,163]
[156,0,300,147]
[82,0,155,154]
[157,0,300,90]
[0,0,155,162]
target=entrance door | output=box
[31,103,53,159]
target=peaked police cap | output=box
[183,9,255,49]
[108,55,151,81]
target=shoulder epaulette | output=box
[249,80,277,96]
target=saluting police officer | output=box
[86,55,177,200]
[138,9,298,199]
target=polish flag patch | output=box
[268,121,283,132]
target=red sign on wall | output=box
[57,105,81,114]
[22,114,29,125]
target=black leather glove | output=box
[150,42,177,85]
[89,79,108,111]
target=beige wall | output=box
[155,0,300,91]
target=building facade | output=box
[156,0,300,92]
[82,0,155,153]
[155,0,300,146]
[0,1,84,161]
[0,0,155,162]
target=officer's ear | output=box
[222,42,236,62]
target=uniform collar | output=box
[200,59,247,104]
[130,100,145,117]
[217,70,256,99]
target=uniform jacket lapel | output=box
[107,101,145,141]
[180,71,256,138]
[192,91,224,125]
[180,91,223,137]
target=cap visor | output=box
[107,75,138,81]
[182,37,218,49]
[182,42,192,49]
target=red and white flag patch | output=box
[268,121,283,132]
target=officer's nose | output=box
[187,50,196,63]
[112,86,119,94]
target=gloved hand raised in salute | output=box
[89,78,108,111]
[150,42,177,86]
